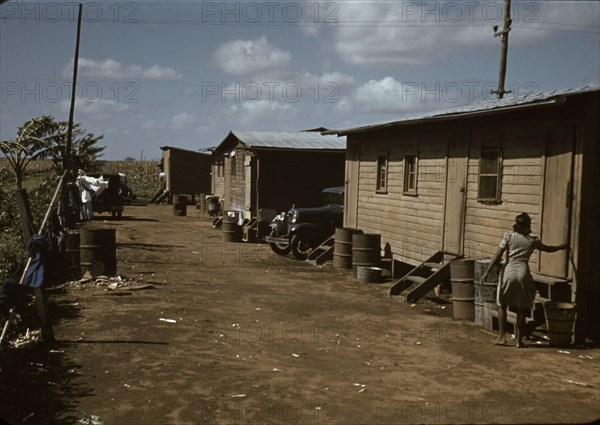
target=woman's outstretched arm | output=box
[539,243,568,253]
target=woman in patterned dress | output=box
[481,213,567,348]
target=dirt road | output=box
[1,204,599,424]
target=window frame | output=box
[216,158,224,177]
[477,147,503,203]
[230,153,236,179]
[375,152,389,194]
[403,153,418,196]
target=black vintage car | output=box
[265,187,344,260]
[118,173,135,205]
[86,172,125,218]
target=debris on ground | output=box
[9,328,41,349]
[21,412,35,422]
[62,275,159,291]
[353,382,368,393]
[79,415,104,425]
[561,378,593,388]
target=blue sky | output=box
[1,1,599,160]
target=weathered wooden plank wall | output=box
[212,158,225,199]
[347,92,598,283]
[355,132,446,263]
[163,148,212,195]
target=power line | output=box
[1,15,598,34]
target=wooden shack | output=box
[160,146,212,198]
[212,130,346,225]
[333,85,600,341]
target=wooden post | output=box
[14,190,55,343]
[64,3,83,174]
[493,0,512,99]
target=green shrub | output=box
[0,167,56,282]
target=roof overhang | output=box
[160,145,212,156]
[327,96,567,136]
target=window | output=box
[478,148,502,202]
[376,154,388,193]
[230,155,236,178]
[403,155,418,195]
[216,159,223,177]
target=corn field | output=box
[0,158,55,190]
[101,160,161,199]
[0,158,161,199]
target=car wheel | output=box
[269,229,290,256]
[290,232,317,260]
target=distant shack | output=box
[212,130,346,221]
[160,146,212,200]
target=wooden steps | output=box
[242,218,258,242]
[306,235,335,266]
[532,273,571,303]
[388,251,463,302]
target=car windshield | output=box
[323,192,343,206]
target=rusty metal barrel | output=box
[333,227,363,269]
[79,228,117,277]
[223,211,242,242]
[544,302,577,347]
[66,231,81,280]
[450,259,475,321]
[474,259,501,326]
[173,195,187,216]
[357,266,384,283]
[352,233,381,278]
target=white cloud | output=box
[239,100,292,114]
[213,36,291,76]
[141,112,197,131]
[510,1,600,45]
[141,119,158,130]
[227,100,296,128]
[333,3,488,67]
[170,112,196,129]
[309,72,356,87]
[60,97,130,120]
[335,77,427,114]
[332,1,600,68]
[66,58,183,81]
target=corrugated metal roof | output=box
[329,84,600,135]
[229,130,346,150]
[160,145,212,155]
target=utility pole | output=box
[492,0,512,99]
[64,3,83,174]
